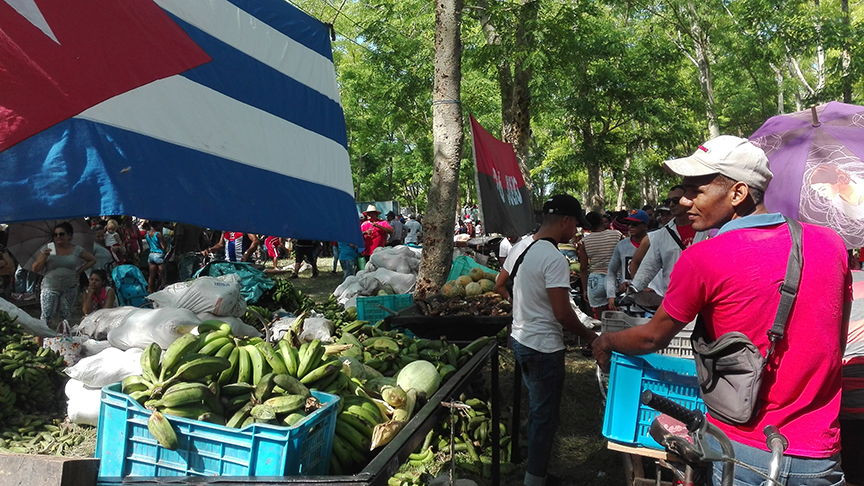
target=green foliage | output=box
[290,0,864,214]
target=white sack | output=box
[0,298,56,337]
[196,312,261,338]
[80,339,113,357]
[107,308,199,350]
[65,347,144,389]
[77,307,138,340]
[147,274,246,317]
[370,268,417,295]
[369,246,419,275]
[299,317,336,343]
[65,379,102,427]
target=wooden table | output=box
[607,441,681,486]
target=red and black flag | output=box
[470,115,535,238]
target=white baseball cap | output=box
[663,135,773,191]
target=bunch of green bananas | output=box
[123,321,325,450]
[263,278,315,314]
[318,294,356,328]
[0,313,67,420]
[0,413,86,455]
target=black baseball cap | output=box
[542,195,590,227]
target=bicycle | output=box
[641,390,789,486]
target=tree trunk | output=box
[813,0,826,96]
[499,0,538,191]
[841,0,852,103]
[691,25,719,138]
[415,0,464,299]
[615,156,631,210]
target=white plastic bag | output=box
[65,379,102,426]
[77,307,138,340]
[0,297,56,337]
[196,312,261,338]
[107,308,200,350]
[299,317,336,343]
[65,347,144,389]
[147,274,246,317]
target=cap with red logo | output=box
[662,135,773,192]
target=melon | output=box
[455,275,474,287]
[468,267,485,282]
[483,271,498,281]
[441,282,454,296]
[465,282,482,297]
[478,278,495,293]
[445,284,466,298]
[396,360,441,398]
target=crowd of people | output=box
[0,207,426,330]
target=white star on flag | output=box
[5,0,59,43]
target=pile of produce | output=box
[256,278,316,315]
[414,267,512,317]
[0,311,76,454]
[387,395,514,485]
[441,268,497,299]
[414,294,511,317]
[118,312,499,475]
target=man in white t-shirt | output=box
[493,194,598,486]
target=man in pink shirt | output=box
[593,135,851,486]
[360,205,392,257]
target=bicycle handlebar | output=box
[640,390,703,432]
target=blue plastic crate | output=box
[96,384,338,479]
[356,294,414,322]
[602,352,705,449]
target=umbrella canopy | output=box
[751,102,864,249]
[6,219,95,271]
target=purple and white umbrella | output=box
[751,102,864,249]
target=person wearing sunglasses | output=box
[627,185,709,297]
[606,209,650,311]
[31,222,97,329]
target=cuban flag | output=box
[0,0,362,244]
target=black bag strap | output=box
[510,237,558,281]
[765,217,803,359]
[665,225,687,251]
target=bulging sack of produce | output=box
[195,312,261,338]
[299,317,336,343]
[77,306,138,340]
[65,378,102,426]
[371,268,416,295]
[0,297,56,337]
[80,339,113,357]
[147,274,246,317]
[65,346,144,389]
[369,247,418,274]
[107,308,200,350]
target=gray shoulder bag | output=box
[690,217,802,425]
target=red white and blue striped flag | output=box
[1,0,362,244]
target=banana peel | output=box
[370,420,405,450]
